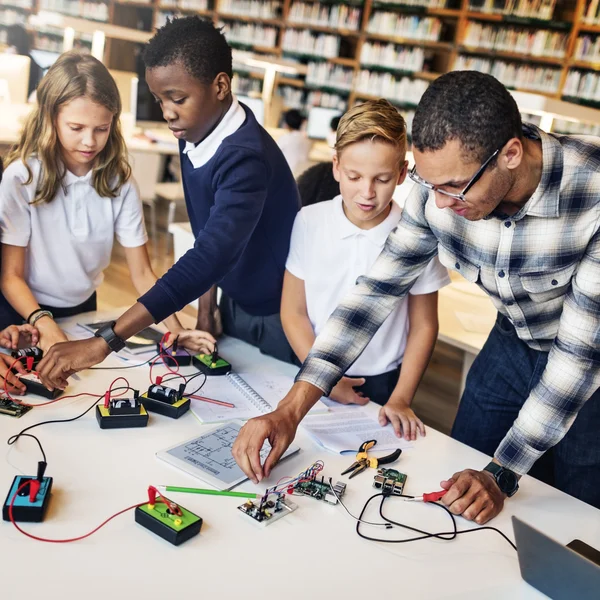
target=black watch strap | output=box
[484,462,519,497]
[94,321,126,354]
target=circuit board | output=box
[373,468,407,496]
[0,398,32,418]
[294,478,346,504]
[238,494,297,527]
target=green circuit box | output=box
[192,353,232,376]
[135,501,202,545]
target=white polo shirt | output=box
[286,196,450,376]
[0,158,148,307]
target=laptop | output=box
[513,516,600,599]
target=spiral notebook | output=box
[190,372,328,423]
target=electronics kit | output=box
[1,339,517,551]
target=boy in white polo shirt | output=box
[281,99,449,440]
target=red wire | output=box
[8,481,146,543]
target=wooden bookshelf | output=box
[9,0,600,118]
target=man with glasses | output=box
[232,70,600,522]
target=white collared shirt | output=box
[286,195,450,375]
[0,158,148,307]
[182,95,247,169]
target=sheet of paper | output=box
[189,376,261,423]
[237,373,328,415]
[301,409,412,454]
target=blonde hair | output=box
[335,99,407,159]
[5,50,131,204]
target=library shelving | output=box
[10,0,600,122]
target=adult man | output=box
[232,71,600,523]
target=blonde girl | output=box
[0,50,214,354]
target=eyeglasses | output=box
[409,146,502,202]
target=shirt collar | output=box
[63,168,94,188]
[513,123,562,220]
[335,195,402,245]
[182,95,247,169]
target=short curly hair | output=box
[412,71,522,163]
[143,16,232,84]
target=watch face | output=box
[498,470,518,493]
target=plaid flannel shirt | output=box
[297,124,600,475]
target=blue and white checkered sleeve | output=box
[296,189,439,395]
[496,222,600,474]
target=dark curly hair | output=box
[412,71,522,163]
[143,16,232,84]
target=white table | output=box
[2,322,599,600]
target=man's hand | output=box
[440,469,506,524]
[378,401,425,441]
[232,406,300,483]
[0,353,27,394]
[0,324,39,350]
[171,329,216,355]
[37,337,111,390]
[329,376,369,406]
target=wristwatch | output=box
[94,321,126,354]
[483,462,519,497]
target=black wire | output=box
[356,493,517,551]
[6,386,132,440]
[87,352,162,370]
[7,433,47,464]
[181,371,208,397]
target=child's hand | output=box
[36,321,69,353]
[0,324,39,350]
[378,401,425,441]
[329,376,370,405]
[171,329,216,355]
[0,353,27,395]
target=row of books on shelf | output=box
[0,9,27,26]
[367,13,442,41]
[553,119,600,137]
[467,0,557,20]
[462,22,567,58]
[288,3,361,32]
[39,0,109,22]
[583,0,600,25]
[563,71,600,103]
[454,54,561,93]
[282,29,340,58]
[219,0,280,19]
[306,62,354,91]
[219,20,278,47]
[574,36,600,64]
[232,74,263,95]
[354,71,428,105]
[277,85,348,111]
[375,0,449,7]
[160,0,208,9]
[360,41,426,72]
[2,0,33,8]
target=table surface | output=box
[1,314,598,600]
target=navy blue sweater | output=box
[139,104,300,322]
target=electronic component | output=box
[140,380,190,419]
[294,476,346,505]
[0,397,32,418]
[192,347,232,376]
[11,347,43,367]
[156,343,195,367]
[135,499,202,546]
[238,493,297,527]
[3,463,52,523]
[373,468,407,496]
[95,390,149,429]
[18,372,63,399]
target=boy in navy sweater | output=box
[37,17,301,385]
